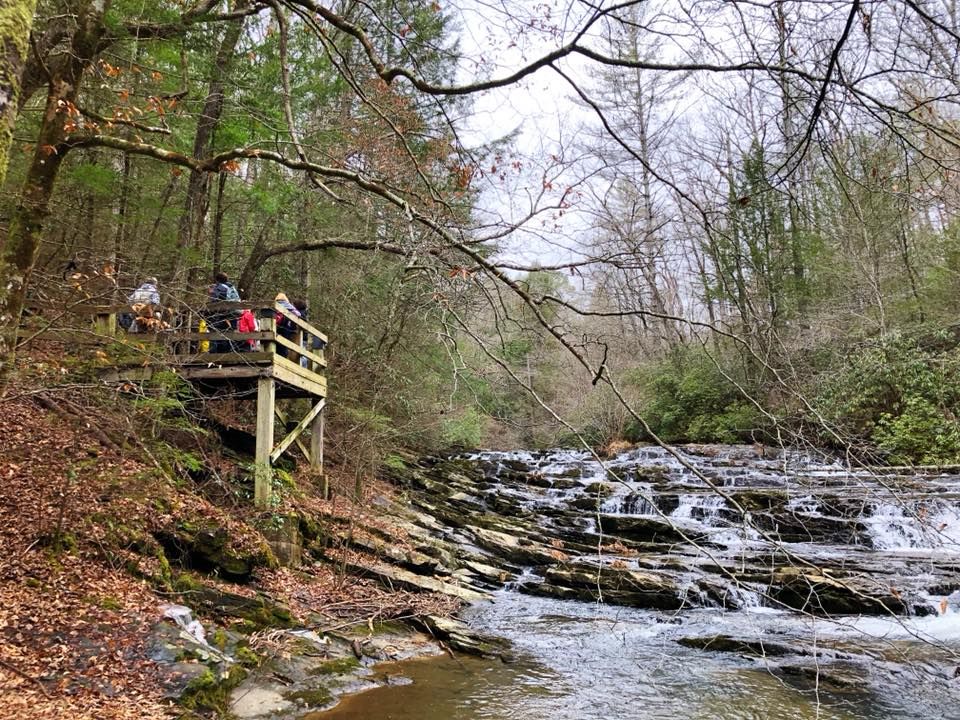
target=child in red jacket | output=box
[238,308,258,351]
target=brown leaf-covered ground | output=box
[0,391,176,717]
[0,350,455,718]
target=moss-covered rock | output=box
[191,586,294,631]
[155,523,276,582]
[415,615,513,660]
[308,657,361,675]
[284,687,333,708]
[178,664,248,715]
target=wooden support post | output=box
[311,403,324,469]
[312,404,326,498]
[255,377,275,508]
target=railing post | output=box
[94,309,116,336]
[259,306,276,355]
[255,376,275,508]
[294,326,303,366]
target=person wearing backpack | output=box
[124,277,160,332]
[207,272,241,352]
[128,277,160,306]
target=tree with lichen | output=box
[0,0,37,390]
[0,0,35,188]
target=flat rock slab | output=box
[466,525,560,566]
[416,614,513,660]
[345,559,490,602]
[677,635,802,657]
[231,686,294,719]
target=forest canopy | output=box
[3,0,960,463]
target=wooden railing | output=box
[20,301,126,340]
[169,300,328,373]
[22,299,328,374]
[26,299,328,506]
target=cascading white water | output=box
[785,494,822,515]
[503,567,544,591]
[722,582,767,611]
[671,493,727,522]
[866,501,960,551]
[599,491,656,515]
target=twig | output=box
[34,393,122,452]
[19,538,41,559]
[0,658,52,699]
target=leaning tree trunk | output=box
[0,1,105,389]
[172,11,247,298]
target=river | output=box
[316,445,960,719]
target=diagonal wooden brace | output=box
[275,405,312,461]
[271,399,326,464]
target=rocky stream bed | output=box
[221,444,960,718]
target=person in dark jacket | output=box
[292,299,309,366]
[208,272,240,352]
[274,292,300,358]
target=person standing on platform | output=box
[208,272,240,352]
[123,277,160,332]
[237,307,258,351]
[274,292,300,358]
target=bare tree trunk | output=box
[237,221,273,298]
[0,0,39,387]
[775,1,807,304]
[211,171,227,275]
[114,152,131,280]
[173,10,247,293]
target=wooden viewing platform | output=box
[45,300,331,508]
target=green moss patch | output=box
[178,664,247,715]
[308,656,360,675]
[285,687,333,707]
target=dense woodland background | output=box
[4,0,960,467]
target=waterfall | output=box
[671,493,727,522]
[724,583,766,610]
[865,501,960,551]
[450,444,960,617]
[503,567,544,591]
[599,492,656,516]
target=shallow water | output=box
[314,592,960,720]
[312,654,557,720]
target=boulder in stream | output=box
[771,567,907,615]
[525,563,684,610]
